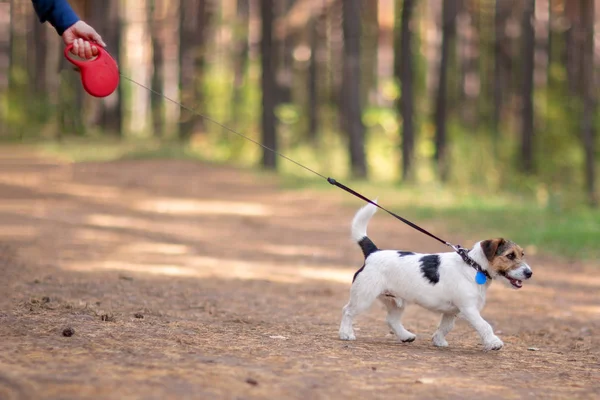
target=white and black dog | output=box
[339,202,533,351]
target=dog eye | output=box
[507,253,516,260]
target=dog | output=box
[338,202,533,351]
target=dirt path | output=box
[0,148,598,400]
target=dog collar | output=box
[453,245,492,283]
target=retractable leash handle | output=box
[64,43,120,98]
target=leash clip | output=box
[448,243,463,254]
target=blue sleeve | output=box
[31,0,80,36]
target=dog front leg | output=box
[459,307,503,351]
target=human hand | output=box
[62,21,106,59]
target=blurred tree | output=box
[8,0,25,95]
[361,0,378,106]
[179,0,209,140]
[457,0,479,127]
[395,0,416,181]
[342,0,367,178]
[564,0,582,95]
[435,0,457,182]
[275,0,296,104]
[493,0,511,139]
[89,0,121,135]
[580,0,596,206]
[30,11,47,95]
[521,0,535,174]
[534,0,550,87]
[261,0,278,169]
[232,0,250,122]
[150,0,165,136]
[0,1,10,128]
[307,12,320,142]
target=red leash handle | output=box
[64,43,120,98]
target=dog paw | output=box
[483,337,504,351]
[432,335,448,347]
[339,331,356,341]
[400,332,416,343]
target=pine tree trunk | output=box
[435,0,457,182]
[0,1,10,136]
[260,0,277,169]
[342,0,367,178]
[150,0,165,136]
[307,15,319,143]
[395,0,416,182]
[493,0,509,140]
[85,0,121,135]
[275,0,295,105]
[31,13,47,95]
[581,0,597,206]
[179,0,207,140]
[123,0,152,136]
[521,0,535,173]
[457,3,479,128]
[362,0,378,106]
[232,0,249,121]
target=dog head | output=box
[480,238,532,289]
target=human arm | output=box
[31,0,79,36]
[31,0,106,59]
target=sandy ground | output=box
[0,147,598,400]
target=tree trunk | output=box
[150,0,164,136]
[85,0,121,135]
[260,0,277,169]
[395,0,416,182]
[179,0,208,141]
[534,0,550,87]
[456,2,479,127]
[307,14,319,143]
[362,0,378,106]
[342,0,367,178]
[98,0,122,135]
[31,12,47,94]
[565,1,582,95]
[521,0,535,174]
[434,0,457,182]
[546,0,552,84]
[232,0,250,121]
[0,1,10,136]
[581,0,597,206]
[122,0,152,137]
[275,0,295,105]
[0,2,10,91]
[493,0,508,140]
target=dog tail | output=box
[351,201,378,258]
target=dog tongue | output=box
[512,279,522,288]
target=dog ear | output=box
[481,238,506,261]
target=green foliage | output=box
[279,175,600,261]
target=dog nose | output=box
[524,269,532,279]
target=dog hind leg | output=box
[432,313,456,347]
[339,278,381,341]
[379,296,416,342]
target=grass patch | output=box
[279,177,600,261]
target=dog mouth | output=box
[504,275,523,289]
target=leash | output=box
[61,47,491,281]
[116,72,491,283]
[118,74,491,283]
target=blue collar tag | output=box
[475,271,487,285]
